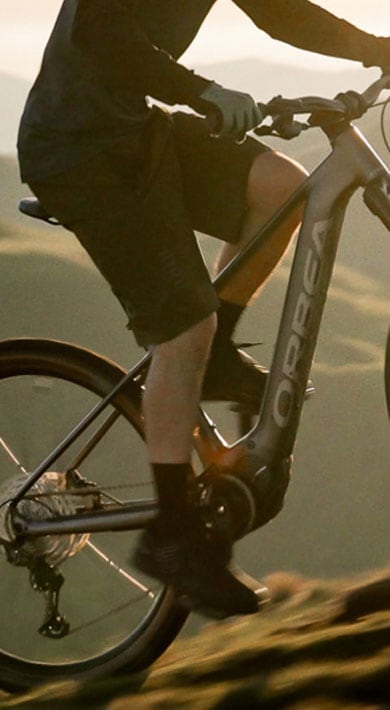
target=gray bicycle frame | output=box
[208,122,390,473]
[10,120,390,539]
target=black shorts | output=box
[30,109,269,346]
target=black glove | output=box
[334,90,368,120]
[191,82,263,140]
[363,36,390,72]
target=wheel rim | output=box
[0,354,168,673]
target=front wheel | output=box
[0,338,188,690]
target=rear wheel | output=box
[0,338,188,690]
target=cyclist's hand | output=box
[363,37,390,72]
[334,90,367,120]
[192,82,263,140]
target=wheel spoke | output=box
[67,593,157,638]
[0,437,28,475]
[86,539,155,599]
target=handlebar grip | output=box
[206,102,268,135]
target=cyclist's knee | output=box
[246,150,307,212]
[151,312,217,368]
[185,312,218,354]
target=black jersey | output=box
[18,0,381,182]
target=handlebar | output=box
[253,72,390,140]
[259,73,390,119]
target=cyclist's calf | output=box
[143,313,217,463]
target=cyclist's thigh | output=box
[172,111,271,245]
[30,128,219,348]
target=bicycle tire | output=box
[0,338,188,690]
[385,329,390,419]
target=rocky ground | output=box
[0,568,388,709]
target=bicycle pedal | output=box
[231,566,270,609]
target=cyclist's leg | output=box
[215,150,308,306]
[143,313,217,463]
[30,116,259,616]
[30,124,219,469]
[210,151,307,370]
[172,113,305,406]
[174,112,306,323]
[207,151,307,408]
[136,309,260,617]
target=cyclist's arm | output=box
[71,0,211,106]
[235,0,387,67]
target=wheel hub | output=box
[0,471,91,567]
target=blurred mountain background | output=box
[0,60,389,630]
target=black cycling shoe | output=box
[133,514,259,618]
[202,339,268,412]
[202,338,315,410]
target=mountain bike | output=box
[0,73,389,690]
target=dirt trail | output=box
[0,569,388,709]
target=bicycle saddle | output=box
[18,197,60,225]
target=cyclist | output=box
[17,1,389,617]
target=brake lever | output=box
[272,114,304,139]
[363,72,390,105]
[254,116,307,139]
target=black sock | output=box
[215,299,245,343]
[152,462,194,529]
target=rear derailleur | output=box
[5,542,69,639]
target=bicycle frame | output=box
[9,119,390,541]
[211,123,390,469]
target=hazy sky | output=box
[0,1,388,80]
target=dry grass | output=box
[0,569,388,709]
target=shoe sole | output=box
[134,550,260,618]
